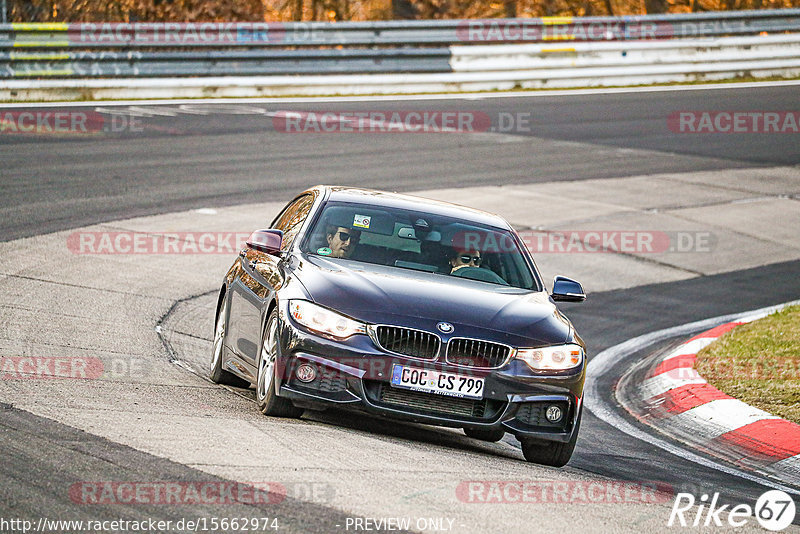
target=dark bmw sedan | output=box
[211,185,587,467]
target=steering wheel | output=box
[451,266,509,285]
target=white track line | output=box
[584,298,800,495]
[1,80,799,108]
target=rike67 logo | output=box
[668,490,796,531]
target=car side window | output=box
[272,195,315,251]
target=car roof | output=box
[310,186,512,229]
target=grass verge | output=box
[695,304,800,424]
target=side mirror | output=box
[552,275,586,302]
[246,229,283,255]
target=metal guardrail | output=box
[450,33,800,74]
[1,9,800,49]
[2,34,799,101]
[0,48,453,77]
[0,10,798,82]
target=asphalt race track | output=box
[1,83,799,533]
[2,84,800,241]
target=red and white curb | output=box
[619,314,800,486]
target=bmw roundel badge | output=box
[436,322,454,334]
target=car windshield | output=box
[301,201,539,290]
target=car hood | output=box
[294,254,571,347]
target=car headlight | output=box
[515,344,583,371]
[288,300,366,339]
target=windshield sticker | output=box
[353,214,371,229]
[317,247,332,256]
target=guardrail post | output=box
[1,0,7,24]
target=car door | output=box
[228,194,316,369]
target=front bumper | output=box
[275,310,585,443]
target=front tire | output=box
[464,427,505,442]
[256,311,303,418]
[209,294,249,388]
[520,408,581,467]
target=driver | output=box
[326,225,360,259]
[449,247,482,274]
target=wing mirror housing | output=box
[551,276,586,302]
[246,229,283,255]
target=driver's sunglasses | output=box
[338,231,359,242]
[459,254,482,265]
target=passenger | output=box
[326,226,360,259]
[449,248,482,274]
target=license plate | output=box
[390,364,484,400]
